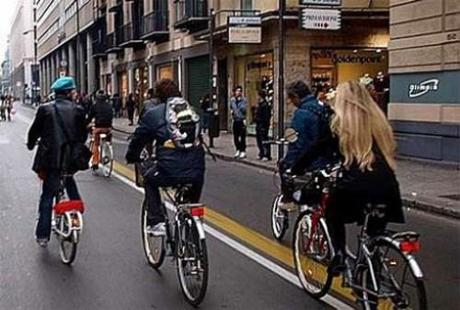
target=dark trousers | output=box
[127,108,134,124]
[144,176,203,226]
[36,170,81,239]
[256,125,271,159]
[233,120,246,152]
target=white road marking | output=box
[112,171,353,310]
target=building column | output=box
[47,57,52,94]
[78,36,86,93]
[68,41,76,78]
[86,33,96,95]
[128,65,134,94]
[50,54,56,86]
[148,61,155,89]
[111,62,118,96]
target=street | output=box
[0,105,458,310]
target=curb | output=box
[210,150,460,221]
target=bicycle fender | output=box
[375,236,424,279]
[193,218,206,240]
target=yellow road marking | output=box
[113,161,361,303]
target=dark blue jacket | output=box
[282,95,333,172]
[126,102,205,180]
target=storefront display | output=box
[235,52,274,126]
[134,66,149,100]
[311,48,389,113]
[156,63,174,81]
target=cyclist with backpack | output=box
[27,77,88,247]
[126,79,205,236]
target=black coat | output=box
[255,100,271,129]
[126,102,205,181]
[292,129,404,225]
[88,95,113,127]
[27,98,87,173]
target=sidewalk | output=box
[114,117,460,219]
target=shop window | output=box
[235,52,274,127]
[157,64,174,81]
[311,48,389,113]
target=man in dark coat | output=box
[27,77,87,247]
[255,89,272,161]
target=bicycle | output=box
[51,175,85,265]
[88,129,114,178]
[292,169,427,309]
[140,181,208,306]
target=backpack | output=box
[165,97,202,149]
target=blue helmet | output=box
[51,76,76,92]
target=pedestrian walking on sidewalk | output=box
[112,93,122,118]
[5,95,14,122]
[230,86,247,159]
[200,94,211,133]
[255,89,272,161]
[126,93,136,126]
[0,95,6,121]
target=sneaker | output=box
[262,157,271,162]
[234,151,241,158]
[36,238,48,248]
[146,223,166,237]
[239,152,247,159]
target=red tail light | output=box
[400,240,420,253]
[190,207,205,217]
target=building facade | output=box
[9,0,35,101]
[388,0,460,164]
[1,45,11,95]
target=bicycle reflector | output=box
[400,239,420,253]
[190,206,205,218]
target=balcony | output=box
[92,36,107,58]
[108,0,123,13]
[119,23,144,48]
[141,11,169,42]
[105,31,122,53]
[174,0,209,32]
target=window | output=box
[241,0,253,11]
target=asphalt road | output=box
[1,105,459,310]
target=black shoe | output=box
[328,252,346,277]
[91,164,99,171]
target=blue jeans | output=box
[36,170,81,239]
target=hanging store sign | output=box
[300,0,342,5]
[301,8,341,30]
[228,16,262,44]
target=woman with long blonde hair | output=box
[291,80,404,274]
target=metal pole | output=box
[278,0,285,159]
[33,0,38,105]
[75,0,81,92]
[208,8,215,148]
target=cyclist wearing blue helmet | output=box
[27,77,87,247]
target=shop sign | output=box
[300,0,341,5]
[228,16,261,26]
[408,79,439,98]
[301,8,341,30]
[228,26,262,44]
[311,50,384,64]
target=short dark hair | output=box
[233,86,243,92]
[147,88,155,99]
[286,81,311,100]
[155,79,181,103]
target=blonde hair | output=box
[330,80,396,171]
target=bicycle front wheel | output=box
[293,212,333,298]
[59,223,78,265]
[141,200,165,269]
[176,214,208,306]
[100,141,113,178]
[271,194,289,240]
[359,239,427,310]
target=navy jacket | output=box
[126,102,205,180]
[282,95,333,172]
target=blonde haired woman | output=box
[292,80,404,274]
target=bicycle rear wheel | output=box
[141,200,165,269]
[359,240,427,310]
[176,214,208,306]
[293,212,333,298]
[271,194,289,240]
[100,141,113,178]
